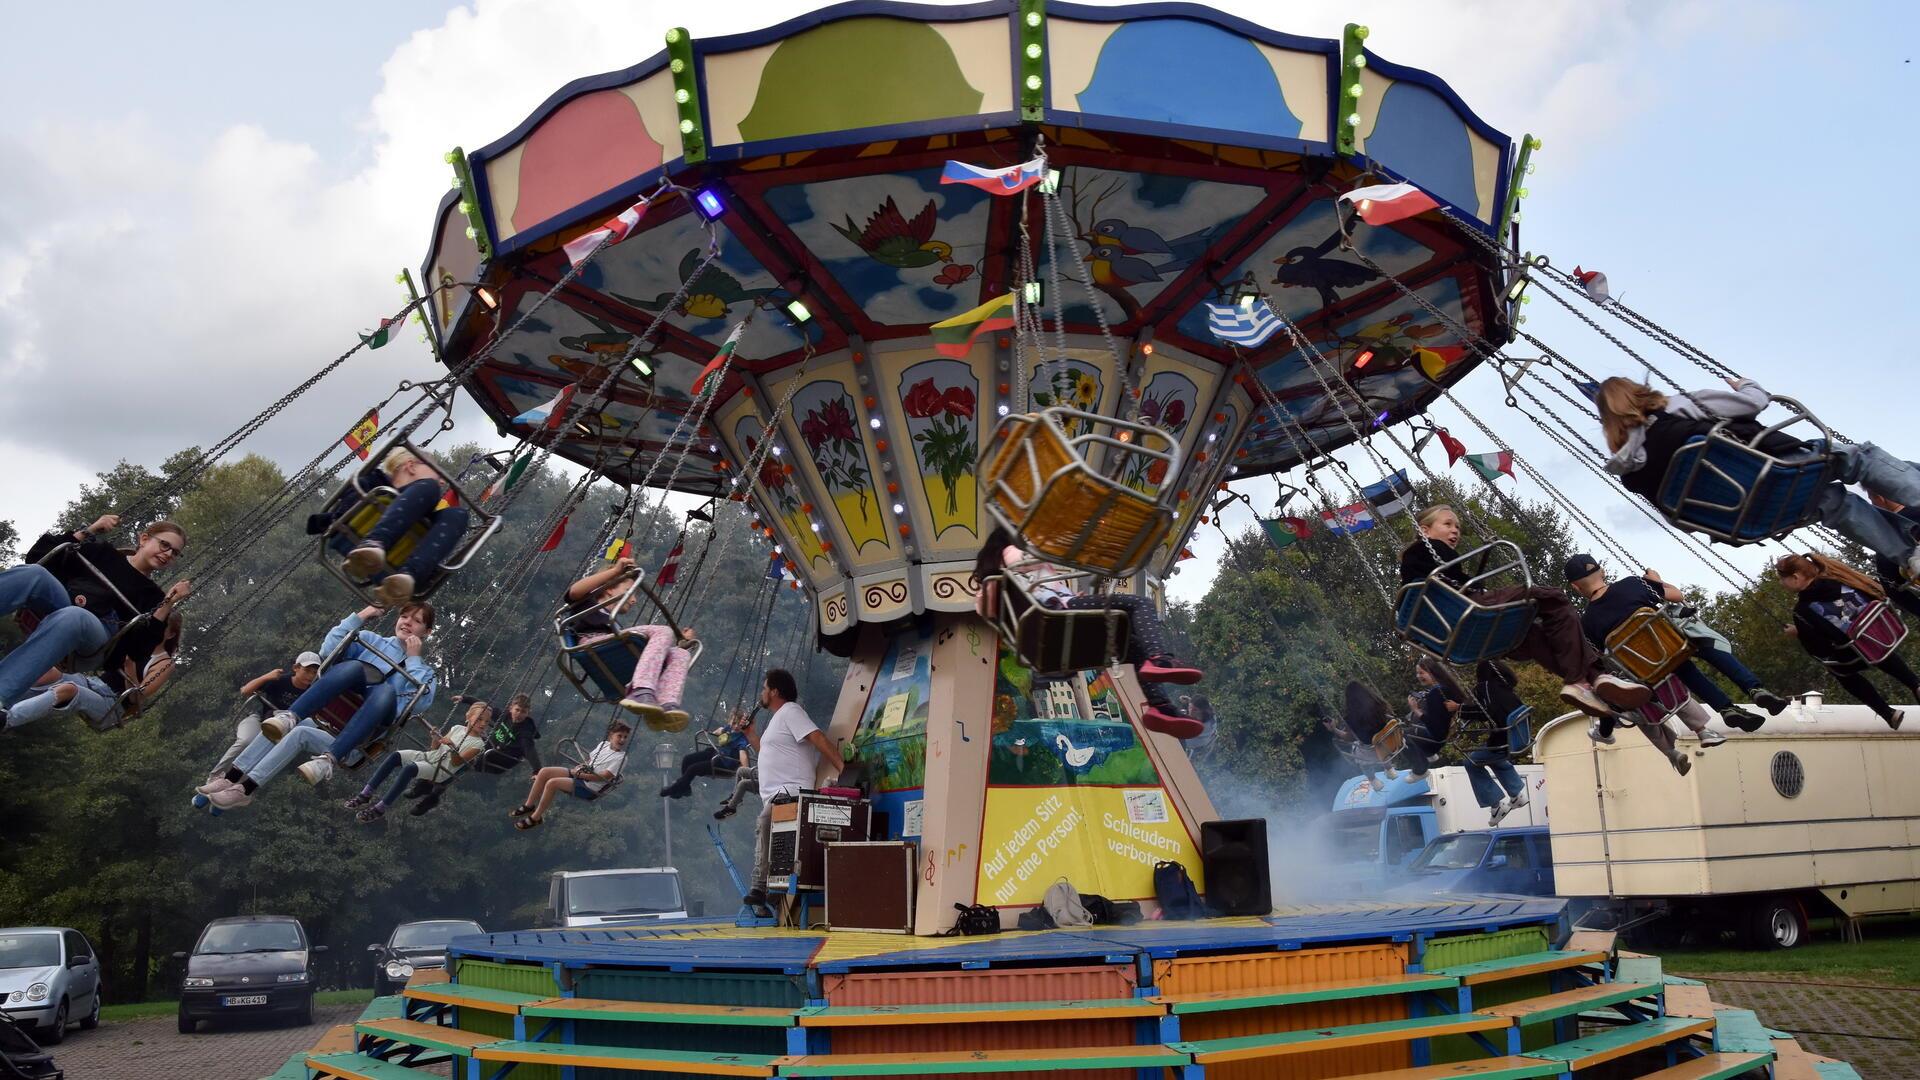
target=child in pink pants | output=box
[617,625,699,729]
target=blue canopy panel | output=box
[421,0,1515,492]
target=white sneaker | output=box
[297,757,335,786]
[1698,729,1728,748]
[261,712,297,742]
[1905,546,1920,583]
[1508,788,1529,812]
[1588,718,1617,745]
[197,777,235,796]
[1670,751,1693,777]
[1593,674,1654,710]
[1488,797,1512,826]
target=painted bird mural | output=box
[1272,230,1380,309]
[1084,220,1221,287]
[1044,721,1137,775]
[614,247,780,321]
[1083,244,1167,288]
[833,196,954,269]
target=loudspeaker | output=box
[1201,818,1271,916]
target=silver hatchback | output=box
[0,928,103,1044]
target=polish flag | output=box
[562,198,649,267]
[1340,183,1440,226]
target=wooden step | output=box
[1164,972,1460,1015]
[1431,949,1608,987]
[1636,1052,1775,1080]
[1770,1036,1822,1080]
[305,1051,445,1080]
[799,997,1165,1027]
[310,1022,359,1054]
[524,995,800,1027]
[472,1039,786,1077]
[1522,1016,1716,1071]
[1478,981,1661,1026]
[1663,984,1715,1019]
[1323,1057,1564,1079]
[1176,1013,1512,1065]
[357,994,406,1022]
[400,980,544,1014]
[773,1045,1192,1076]
[404,967,451,987]
[356,1017,498,1057]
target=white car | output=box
[0,928,103,1044]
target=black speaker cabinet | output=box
[1201,818,1271,916]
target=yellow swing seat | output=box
[1604,607,1693,686]
[982,407,1180,578]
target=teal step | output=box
[1522,1015,1716,1071]
[305,1051,443,1080]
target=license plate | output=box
[222,994,268,1007]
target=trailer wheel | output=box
[1744,895,1806,950]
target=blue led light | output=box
[694,188,725,221]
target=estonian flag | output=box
[1363,468,1413,519]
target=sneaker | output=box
[1593,674,1654,710]
[1507,788,1530,813]
[409,789,444,817]
[344,542,388,578]
[1721,706,1766,732]
[1670,752,1693,777]
[661,705,691,731]
[1141,707,1205,739]
[1751,688,1789,715]
[1561,683,1612,718]
[1882,707,1905,731]
[714,804,737,821]
[375,573,415,609]
[1488,797,1512,826]
[403,780,435,800]
[1588,717,1617,746]
[344,790,374,811]
[1138,656,1203,685]
[356,802,388,824]
[208,786,253,811]
[1698,729,1728,749]
[619,689,661,717]
[742,888,768,908]
[297,756,335,786]
[197,777,235,796]
[1367,776,1386,792]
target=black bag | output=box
[1078,893,1144,926]
[1016,907,1055,931]
[1154,860,1204,920]
[947,903,1001,936]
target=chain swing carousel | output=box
[307,5,1778,1079]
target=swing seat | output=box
[1847,599,1908,664]
[1371,718,1406,758]
[15,543,149,674]
[990,567,1133,679]
[1635,672,1692,724]
[310,630,433,769]
[1500,704,1534,756]
[1604,607,1693,685]
[1393,542,1537,665]
[557,632,645,704]
[318,436,502,604]
[982,408,1180,578]
[1656,397,1836,545]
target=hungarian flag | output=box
[655,540,684,586]
[940,155,1047,196]
[1339,182,1440,227]
[359,316,404,350]
[931,293,1015,358]
[562,197,649,267]
[606,537,630,562]
[1463,451,1515,482]
[513,384,577,430]
[690,322,747,397]
[539,515,568,552]
[1259,516,1312,552]
[342,410,379,461]
[481,451,532,501]
[1436,427,1467,466]
[1321,502,1377,536]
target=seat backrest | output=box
[1848,600,1908,664]
[1397,580,1533,665]
[1661,433,1832,544]
[1605,608,1693,684]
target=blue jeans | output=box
[235,720,334,784]
[1464,748,1525,808]
[286,663,402,763]
[1674,660,1734,710]
[1688,640,1760,692]
[364,478,470,581]
[1817,444,1920,561]
[361,751,420,806]
[0,565,110,707]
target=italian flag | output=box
[1340,182,1440,227]
[1463,450,1514,481]
[359,316,404,350]
[482,451,532,501]
[691,322,747,397]
[931,293,1015,358]
[342,409,379,461]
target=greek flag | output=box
[1205,300,1284,348]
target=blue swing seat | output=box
[557,631,644,703]
[1656,396,1836,545]
[1394,541,1537,666]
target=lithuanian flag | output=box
[931,294,1015,358]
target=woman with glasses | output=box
[0,514,190,726]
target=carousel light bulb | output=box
[443,150,459,164]
[630,355,653,376]
[1207,432,1217,442]
[869,417,882,429]
[997,404,1010,416]
[1025,10,1040,26]
[773,544,782,554]
[1347,84,1363,99]
[474,286,498,310]
[1022,281,1043,304]
[679,119,695,134]
[694,187,725,220]
[772,446,782,457]
[664,27,682,43]
[457,200,471,215]
[1025,43,1042,59]
[1353,25,1370,39]
[1516,187,1529,198]
[1510,211,1522,223]
[1346,112,1362,128]
[1350,54,1367,69]
[675,89,690,104]
[393,272,407,284]
[1026,74,1042,91]
[810,522,821,532]
[1228,465,1239,475]
[785,298,811,323]
[670,58,685,73]
[892,503,905,515]
[708,443,718,453]
[464,225,477,239]
[1526,162,1537,175]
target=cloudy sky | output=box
[2,0,1913,603]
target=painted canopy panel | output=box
[1058,18,1310,139]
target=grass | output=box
[101,988,373,1023]
[1660,915,1920,986]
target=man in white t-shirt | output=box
[740,668,842,913]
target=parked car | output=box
[0,928,102,1045]
[1389,826,1556,898]
[175,916,324,1033]
[368,919,482,996]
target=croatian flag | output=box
[940,155,1048,196]
[513,384,577,430]
[1204,300,1284,348]
[1321,502,1377,536]
[562,197,649,267]
[1339,182,1440,227]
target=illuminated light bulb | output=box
[773,545,781,554]
[1347,84,1363,99]
[1026,74,1042,90]
[1025,10,1040,26]
[1207,432,1217,442]
[393,272,407,284]
[772,446,782,457]
[1353,348,1375,370]
[708,444,718,453]
[997,404,1009,416]
[457,200,471,215]
[1527,136,1543,151]
[1141,342,1154,356]
[443,150,459,164]
[1515,314,1527,324]
[1353,25,1370,39]
[664,28,682,43]
[464,225,477,240]
[810,522,821,533]
[1516,187,1529,198]
[1510,211,1522,223]
[679,119,695,134]
[1025,43,1042,59]
[1346,112,1362,127]
[1351,54,1367,69]
[1228,465,1239,475]
[675,89,689,104]
[1022,281,1042,304]
[869,417,882,429]
[474,286,498,310]
[892,503,905,515]
[670,58,685,73]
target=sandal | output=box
[508,803,534,819]
[514,815,542,830]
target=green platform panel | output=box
[573,968,809,1008]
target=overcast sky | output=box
[2,0,1914,604]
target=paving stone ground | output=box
[1682,972,1920,1080]
[45,1000,366,1080]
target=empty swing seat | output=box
[1394,542,1537,666]
[983,407,1179,578]
[1605,607,1693,685]
[1655,397,1836,545]
[991,568,1133,679]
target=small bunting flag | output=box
[1463,450,1515,482]
[655,540,684,586]
[481,451,532,501]
[606,537,630,562]
[766,554,786,581]
[342,409,379,461]
[539,515,568,552]
[691,322,747,397]
[1436,427,1467,466]
[1572,265,1611,303]
[1339,182,1440,227]
[435,489,459,512]
[562,197,649,267]
[1204,299,1284,348]
[1177,548,1195,562]
[1321,502,1377,536]
[359,317,404,350]
[512,384,577,431]
[940,155,1048,196]
[930,293,1016,358]
[1259,516,1312,552]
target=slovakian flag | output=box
[931,293,1015,358]
[482,451,532,501]
[562,197,649,267]
[359,316,404,350]
[539,515,568,552]
[940,155,1047,196]
[1259,516,1313,552]
[1321,502,1377,536]
[342,409,379,461]
[655,540,684,586]
[1436,427,1468,466]
[1339,182,1440,227]
[512,384,577,430]
[691,321,747,397]
[1463,451,1515,482]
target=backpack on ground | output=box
[1153,860,1204,920]
[946,902,1002,936]
[1042,879,1092,928]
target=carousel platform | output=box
[277,895,1850,1080]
